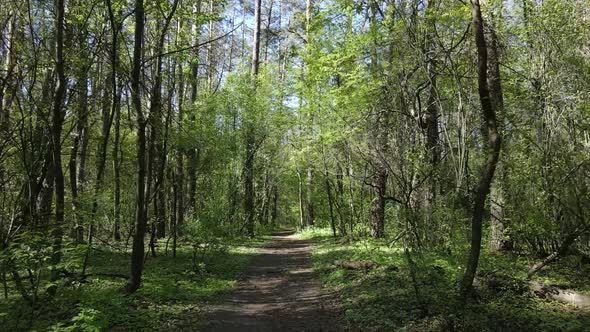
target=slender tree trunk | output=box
[113,102,122,241]
[459,0,502,302]
[127,0,147,293]
[187,0,202,213]
[487,24,511,252]
[107,0,123,241]
[335,164,347,236]
[83,70,115,273]
[346,150,357,234]
[0,10,19,133]
[68,35,89,243]
[297,169,305,229]
[207,0,215,91]
[325,172,336,237]
[50,0,67,282]
[147,0,179,259]
[369,164,387,238]
[424,0,440,181]
[264,0,274,63]
[368,1,390,239]
[270,184,278,225]
[174,59,185,257]
[244,0,262,236]
[306,168,315,226]
[33,71,55,233]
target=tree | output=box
[244,0,262,237]
[50,0,67,282]
[127,0,147,293]
[459,0,502,301]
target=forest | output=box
[0,0,589,330]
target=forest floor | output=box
[299,227,590,331]
[1,235,266,331]
[185,229,345,332]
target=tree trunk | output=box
[459,0,502,302]
[369,165,387,238]
[127,0,147,293]
[107,0,122,241]
[325,172,337,237]
[306,168,315,226]
[50,0,67,282]
[335,164,347,236]
[244,131,255,236]
[271,184,279,225]
[84,71,115,272]
[174,61,185,257]
[68,36,89,243]
[487,24,511,252]
[424,0,440,178]
[264,0,274,63]
[187,0,202,213]
[113,102,122,241]
[0,10,20,133]
[244,0,262,236]
[297,169,305,229]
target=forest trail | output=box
[196,230,343,332]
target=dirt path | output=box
[196,230,343,332]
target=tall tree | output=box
[368,0,388,239]
[107,0,123,241]
[459,0,502,301]
[244,0,262,236]
[50,0,67,280]
[127,0,147,293]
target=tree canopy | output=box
[0,0,589,330]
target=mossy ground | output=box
[298,227,590,332]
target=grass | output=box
[0,235,267,331]
[299,227,590,332]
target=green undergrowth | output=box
[0,235,267,331]
[299,227,590,332]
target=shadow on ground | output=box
[191,230,344,332]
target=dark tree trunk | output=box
[368,2,388,238]
[369,166,387,238]
[127,0,147,294]
[270,184,279,225]
[113,101,122,241]
[263,0,273,63]
[68,44,89,243]
[244,131,255,236]
[487,25,511,252]
[174,65,185,257]
[306,168,315,226]
[369,108,389,238]
[297,169,305,229]
[50,0,67,282]
[187,0,202,214]
[84,72,115,273]
[325,172,337,237]
[424,0,440,176]
[244,0,262,236]
[107,0,122,241]
[459,0,502,302]
[335,164,347,236]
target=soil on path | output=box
[196,229,343,332]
